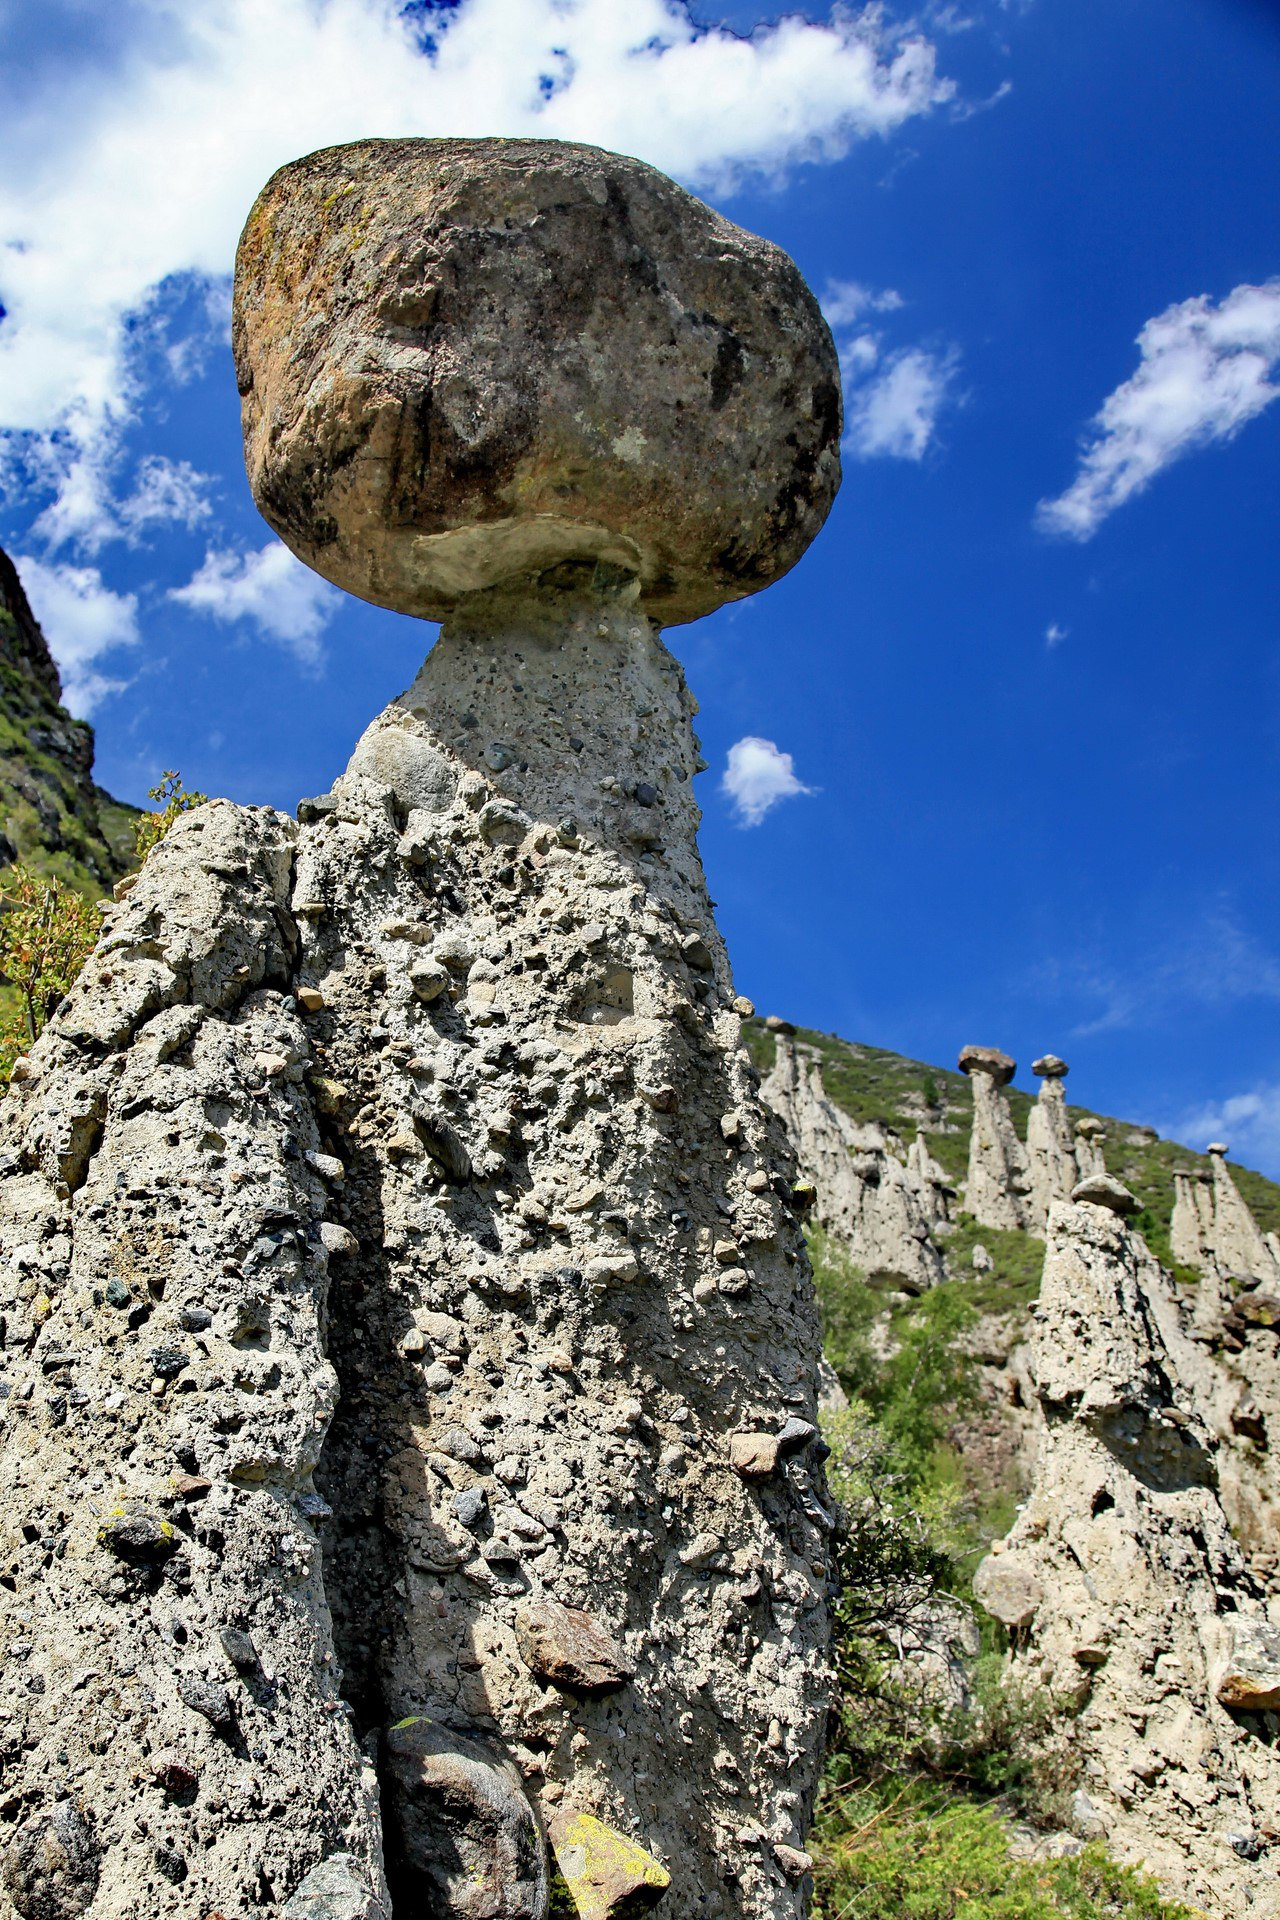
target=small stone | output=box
[297,986,326,1013]
[296,793,338,823]
[972,1554,1043,1629]
[310,1075,349,1113]
[776,1417,817,1455]
[422,1362,455,1393]
[173,1473,212,1503]
[219,1626,258,1673]
[679,1532,722,1569]
[148,1345,188,1381]
[178,1675,235,1728]
[179,1303,213,1332]
[1070,1173,1139,1215]
[633,782,658,808]
[719,1112,742,1143]
[1216,1616,1280,1710]
[409,958,450,1004]
[384,1717,545,1917]
[639,1084,678,1113]
[320,1222,359,1257]
[585,1252,639,1286]
[745,1170,770,1193]
[729,1432,780,1478]
[154,1843,188,1884]
[153,1750,200,1797]
[712,1240,739,1265]
[548,1809,670,1920]
[437,1426,482,1465]
[104,1277,131,1309]
[515,1598,633,1693]
[717,1268,750,1296]
[580,922,607,947]
[3,1802,99,1919]
[282,1853,387,1920]
[98,1507,176,1564]
[417,1113,472,1182]
[453,1488,487,1529]
[306,1151,345,1183]
[401,1328,427,1356]
[254,1051,289,1078]
[733,996,755,1017]
[773,1845,813,1880]
[971,1243,993,1273]
[680,933,713,971]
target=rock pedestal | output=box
[1207,1144,1280,1290]
[1023,1055,1078,1233]
[1171,1167,1216,1270]
[0,137,842,1920]
[958,1047,1031,1234]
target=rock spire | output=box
[0,139,842,1920]
[1023,1054,1078,1232]
[958,1046,1031,1233]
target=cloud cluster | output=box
[0,0,950,528]
[823,281,960,461]
[169,542,341,666]
[1037,279,1280,539]
[15,555,140,717]
[1169,1083,1280,1180]
[721,736,814,827]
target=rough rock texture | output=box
[1024,1058,1078,1233]
[234,139,841,627]
[762,1033,943,1293]
[0,801,388,1917]
[0,577,834,1918]
[973,1195,1280,1917]
[1171,1167,1216,1271]
[958,1049,1031,1234]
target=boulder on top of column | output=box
[1032,1054,1068,1079]
[958,1045,1016,1086]
[1207,1142,1230,1158]
[233,138,842,628]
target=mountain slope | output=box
[0,547,136,895]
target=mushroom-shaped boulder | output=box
[1032,1054,1068,1079]
[958,1045,1016,1086]
[233,137,842,626]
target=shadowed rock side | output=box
[958,1047,1032,1234]
[760,1028,946,1294]
[974,1190,1280,1918]
[0,580,833,1919]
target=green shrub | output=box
[133,770,207,865]
[0,865,99,1079]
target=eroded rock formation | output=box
[0,138,842,1920]
[974,1185,1280,1917]
[958,1046,1031,1234]
[1023,1055,1078,1233]
[761,1030,944,1294]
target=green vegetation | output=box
[0,773,207,1088]
[812,1779,1197,1920]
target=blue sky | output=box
[2,0,1279,1171]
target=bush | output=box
[133,770,208,865]
[0,867,99,1079]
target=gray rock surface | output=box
[762,1035,943,1293]
[974,1195,1280,1918]
[234,138,841,628]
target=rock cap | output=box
[1207,1141,1230,1157]
[1071,1172,1139,1215]
[234,137,841,626]
[1031,1053,1068,1079]
[958,1045,1015,1086]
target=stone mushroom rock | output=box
[0,135,841,1920]
[234,138,841,628]
[974,1194,1280,1918]
[1206,1144,1280,1291]
[958,1045,1031,1234]
[1024,1052,1078,1232]
[1171,1167,1216,1271]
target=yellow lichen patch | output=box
[548,1810,670,1920]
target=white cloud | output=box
[1037,279,1280,539]
[14,554,140,717]
[1044,621,1067,648]
[844,344,960,459]
[822,279,904,328]
[169,541,341,665]
[721,735,814,827]
[120,456,213,538]
[1167,1084,1280,1180]
[0,0,952,542]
